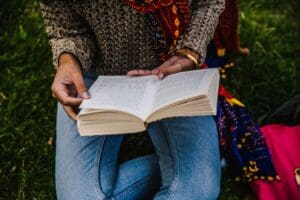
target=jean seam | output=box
[94,137,107,200]
[161,120,179,199]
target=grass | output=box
[0,0,299,199]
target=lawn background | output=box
[0,0,299,199]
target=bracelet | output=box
[175,49,200,68]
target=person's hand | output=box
[127,56,194,79]
[51,53,90,121]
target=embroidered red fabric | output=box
[124,0,190,58]
[251,124,300,199]
[213,0,239,54]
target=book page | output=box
[80,75,158,120]
[151,69,218,112]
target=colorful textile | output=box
[250,124,300,199]
[215,94,278,182]
[125,0,190,60]
[213,0,239,56]
[204,39,278,182]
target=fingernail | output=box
[158,73,164,79]
[82,91,90,99]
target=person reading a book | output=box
[40,0,225,199]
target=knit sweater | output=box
[40,0,225,75]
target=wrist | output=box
[58,53,81,67]
[174,48,200,68]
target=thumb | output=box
[73,74,90,99]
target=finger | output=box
[127,69,152,76]
[57,95,83,106]
[72,73,90,99]
[61,96,83,106]
[157,56,180,70]
[153,56,182,77]
[151,68,160,75]
[127,70,139,76]
[156,58,172,71]
[63,105,79,121]
[52,83,83,106]
[158,63,183,79]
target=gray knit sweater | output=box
[40,0,225,75]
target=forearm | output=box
[175,0,225,63]
[59,53,80,66]
[40,0,95,70]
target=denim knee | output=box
[150,116,221,200]
[192,174,220,200]
[156,175,220,200]
[178,175,220,200]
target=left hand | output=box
[127,56,194,79]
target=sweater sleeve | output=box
[40,0,95,70]
[175,0,225,63]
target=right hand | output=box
[51,53,90,121]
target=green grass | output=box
[226,0,300,119]
[0,0,299,199]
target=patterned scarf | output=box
[124,0,190,60]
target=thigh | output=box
[55,71,124,200]
[148,116,221,200]
[56,103,124,200]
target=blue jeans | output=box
[55,71,221,200]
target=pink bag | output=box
[250,124,300,200]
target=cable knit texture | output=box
[40,0,225,74]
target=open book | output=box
[78,69,220,136]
